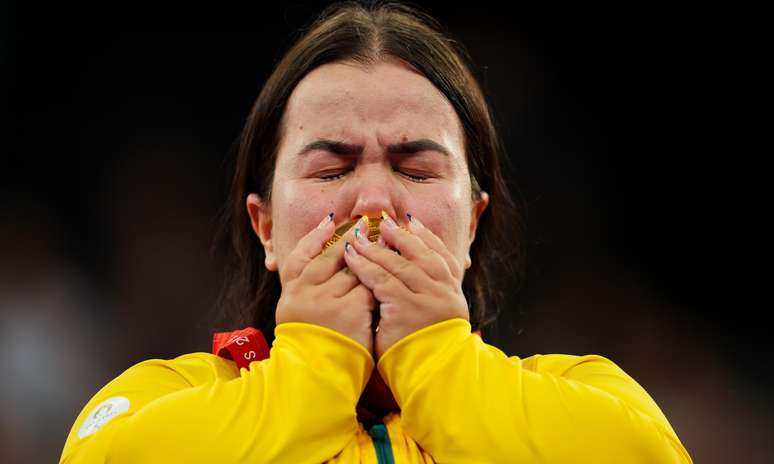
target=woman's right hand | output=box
[275,213,376,353]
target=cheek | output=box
[286,196,328,224]
[411,185,469,250]
[273,184,336,250]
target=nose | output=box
[348,165,400,222]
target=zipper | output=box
[369,422,395,464]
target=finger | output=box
[377,213,450,281]
[328,267,361,297]
[345,239,418,296]
[280,212,336,282]
[406,214,463,280]
[300,216,361,285]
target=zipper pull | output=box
[369,423,388,440]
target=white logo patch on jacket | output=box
[78,396,130,438]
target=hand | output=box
[343,213,469,358]
[275,213,376,353]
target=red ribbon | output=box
[212,327,270,371]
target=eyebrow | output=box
[297,138,450,157]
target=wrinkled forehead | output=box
[280,59,464,150]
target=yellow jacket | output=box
[60,318,692,463]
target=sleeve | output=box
[59,322,374,464]
[376,318,693,464]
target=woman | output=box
[60,2,693,463]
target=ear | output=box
[246,193,278,272]
[464,191,490,270]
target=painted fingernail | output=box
[407,213,422,228]
[381,211,396,228]
[317,212,334,229]
[345,241,358,256]
[355,219,370,245]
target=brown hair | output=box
[210,1,524,341]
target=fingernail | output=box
[317,212,334,229]
[345,241,358,256]
[355,218,370,245]
[381,211,396,228]
[377,236,386,248]
[407,213,422,228]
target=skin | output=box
[246,58,489,358]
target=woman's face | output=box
[247,58,489,282]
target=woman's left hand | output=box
[343,213,470,359]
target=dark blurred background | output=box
[2,2,770,462]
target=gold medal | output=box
[322,214,383,250]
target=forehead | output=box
[281,59,463,147]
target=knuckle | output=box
[378,303,394,323]
[393,259,412,278]
[375,270,392,287]
[450,260,462,277]
[300,266,320,283]
[287,248,304,266]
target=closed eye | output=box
[396,169,430,182]
[318,171,348,181]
